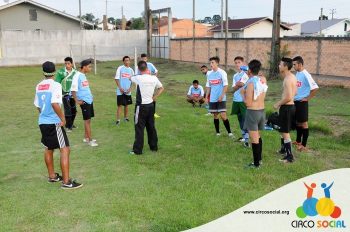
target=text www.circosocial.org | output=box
[243,210,290,215]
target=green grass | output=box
[0,60,349,232]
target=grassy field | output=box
[0,60,349,232]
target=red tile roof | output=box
[210,17,290,31]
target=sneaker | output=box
[205,112,212,116]
[154,113,161,118]
[48,173,62,183]
[246,163,260,169]
[116,120,121,126]
[83,138,97,143]
[129,150,142,155]
[216,133,221,136]
[124,118,130,122]
[61,179,83,190]
[243,142,250,148]
[292,141,301,146]
[279,156,294,163]
[66,128,73,133]
[237,137,245,142]
[88,140,98,147]
[228,133,235,138]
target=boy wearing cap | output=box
[34,61,83,189]
[71,59,98,147]
[231,56,250,146]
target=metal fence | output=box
[151,35,169,59]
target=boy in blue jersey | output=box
[241,59,268,168]
[71,59,98,147]
[187,80,205,107]
[34,61,83,189]
[139,53,161,118]
[115,56,134,125]
[292,56,319,151]
[205,56,233,137]
[201,65,211,115]
[231,56,250,146]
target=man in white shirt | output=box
[128,61,164,155]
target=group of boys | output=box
[187,55,318,168]
[34,54,163,189]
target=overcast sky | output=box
[1,0,349,23]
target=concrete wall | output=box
[0,30,147,66]
[323,20,349,37]
[170,37,350,78]
[0,3,81,31]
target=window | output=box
[29,9,37,21]
[344,23,348,32]
[231,33,240,38]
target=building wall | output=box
[0,3,81,30]
[0,30,147,66]
[170,37,350,78]
[159,20,212,38]
[284,24,301,36]
[323,20,348,37]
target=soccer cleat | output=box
[243,142,250,148]
[246,163,260,169]
[154,113,161,118]
[205,112,212,116]
[124,118,130,122]
[116,120,121,126]
[66,128,73,133]
[83,138,97,143]
[88,140,98,147]
[61,179,83,190]
[237,137,245,142]
[48,173,62,183]
[228,133,235,138]
[216,133,221,136]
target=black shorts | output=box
[117,94,133,106]
[294,101,308,123]
[209,101,226,113]
[39,124,69,150]
[278,105,296,133]
[63,95,77,117]
[80,102,95,120]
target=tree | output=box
[108,17,116,25]
[318,15,328,20]
[130,17,145,30]
[204,16,212,24]
[80,13,95,23]
[212,14,221,25]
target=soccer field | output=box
[0,60,349,231]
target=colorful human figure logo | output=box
[296,182,341,219]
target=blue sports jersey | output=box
[115,65,134,95]
[206,68,228,102]
[232,71,249,102]
[187,85,204,97]
[295,70,319,101]
[71,72,93,104]
[34,79,62,125]
[136,62,158,75]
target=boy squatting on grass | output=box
[34,61,83,189]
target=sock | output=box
[252,143,260,166]
[280,137,285,153]
[65,116,72,129]
[296,126,302,143]
[302,128,309,147]
[223,119,232,133]
[214,119,220,133]
[71,113,76,126]
[284,139,293,160]
[258,138,262,162]
[241,129,245,138]
[244,130,249,142]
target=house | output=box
[284,23,301,36]
[0,0,93,30]
[210,17,291,38]
[301,18,350,37]
[153,16,213,38]
[97,22,116,30]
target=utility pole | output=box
[319,7,323,36]
[225,0,228,70]
[79,0,83,29]
[330,8,336,20]
[193,0,196,62]
[220,0,224,38]
[144,0,151,56]
[269,0,281,79]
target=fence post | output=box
[316,38,322,75]
[93,44,97,75]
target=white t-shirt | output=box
[131,74,163,105]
